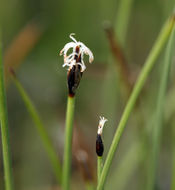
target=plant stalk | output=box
[147,24,175,190]
[97,156,103,184]
[11,74,62,183]
[97,15,175,190]
[115,0,134,45]
[172,118,175,190]
[62,96,75,190]
[0,32,14,190]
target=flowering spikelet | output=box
[60,33,94,96]
[96,117,108,157]
[60,33,94,72]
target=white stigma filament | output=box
[60,33,94,72]
[97,116,108,135]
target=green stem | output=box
[97,156,103,184]
[0,33,14,190]
[97,15,175,190]
[11,75,62,183]
[115,0,134,45]
[147,24,175,190]
[62,96,75,190]
[172,119,175,190]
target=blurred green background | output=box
[1,0,175,189]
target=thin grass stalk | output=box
[115,0,134,45]
[172,118,175,190]
[0,33,14,190]
[62,96,75,190]
[97,15,175,190]
[97,156,103,184]
[147,25,175,190]
[11,73,62,183]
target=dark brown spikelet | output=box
[96,134,104,157]
[67,64,83,97]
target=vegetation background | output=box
[1,0,175,189]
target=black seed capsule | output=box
[96,134,104,157]
[67,64,83,97]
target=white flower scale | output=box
[60,33,94,72]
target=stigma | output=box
[60,33,94,72]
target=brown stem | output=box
[104,25,133,92]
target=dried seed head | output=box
[96,116,108,157]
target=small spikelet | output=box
[67,64,83,97]
[96,134,104,157]
[96,116,107,157]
